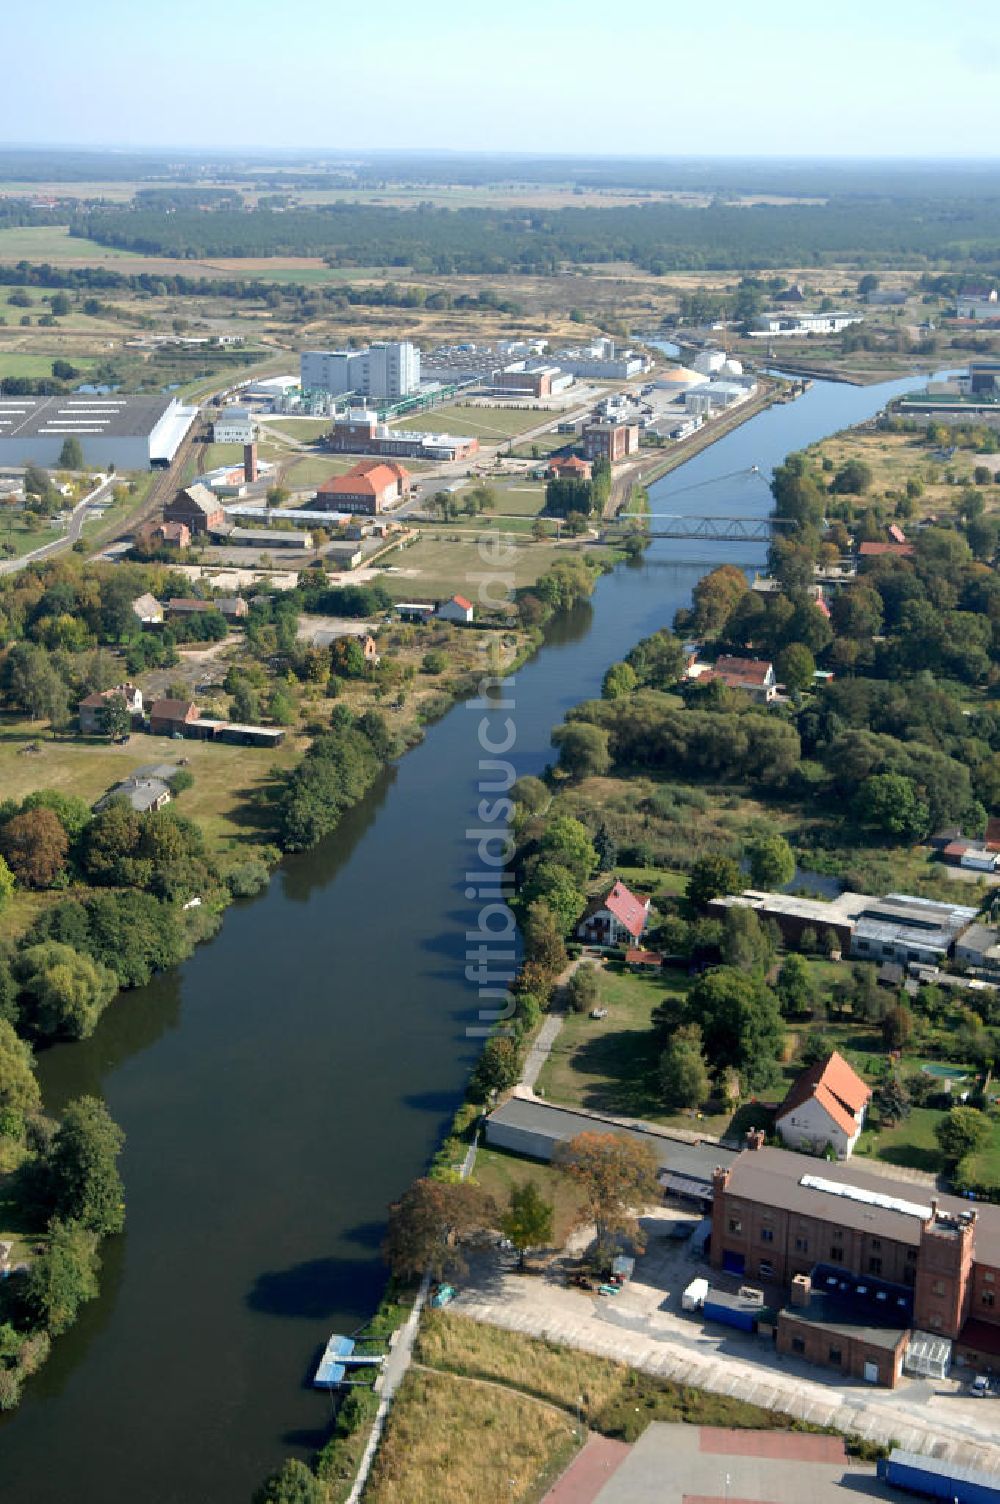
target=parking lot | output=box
[453,1205,1000,1471]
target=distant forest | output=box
[67,197,1000,272]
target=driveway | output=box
[451,1206,1000,1472]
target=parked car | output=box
[971,1374,991,1397]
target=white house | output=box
[575,878,651,948]
[438,594,474,624]
[775,1051,871,1160]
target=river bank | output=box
[0,369,928,1504]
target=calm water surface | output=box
[0,372,924,1502]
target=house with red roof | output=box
[858,540,914,559]
[712,655,778,702]
[575,878,651,948]
[775,1051,872,1160]
[438,594,474,624]
[546,454,593,481]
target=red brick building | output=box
[163,482,225,534]
[149,698,200,736]
[546,455,593,481]
[314,460,410,516]
[582,419,639,463]
[709,1141,1000,1379]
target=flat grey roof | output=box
[486,1096,739,1181]
[0,394,176,440]
[724,1145,1000,1261]
[782,1292,908,1350]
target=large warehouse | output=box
[0,394,198,470]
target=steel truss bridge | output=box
[616,513,795,543]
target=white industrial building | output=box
[556,339,651,380]
[0,394,198,470]
[749,312,863,338]
[212,406,257,444]
[300,341,420,402]
[957,287,999,321]
[685,377,758,416]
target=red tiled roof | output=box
[714,655,773,686]
[858,541,914,557]
[150,697,198,721]
[318,460,407,497]
[888,524,907,544]
[777,1051,871,1139]
[815,596,831,619]
[603,879,650,940]
[986,817,1000,853]
[451,595,473,611]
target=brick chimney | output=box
[244,441,258,484]
[790,1273,812,1308]
[745,1128,766,1151]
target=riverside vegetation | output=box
[0,543,603,1410]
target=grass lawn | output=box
[472,1147,587,1246]
[490,483,547,517]
[856,1106,945,1174]
[415,1311,813,1440]
[259,417,332,442]
[379,537,572,598]
[535,966,703,1126]
[0,713,303,859]
[0,510,65,558]
[364,1363,578,1504]
[393,404,550,440]
[0,351,97,380]
[283,454,364,488]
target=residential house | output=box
[165,597,224,621]
[94,776,172,814]
[438,594,474,624]
[775,1051,872,1160]
[858,541,915,560]
[131,592,164,626]
[712,655,778,702]
[78,683,144,735]
[163,482,226,534]
[149,698,200,736]
[143,520,191,551]
[575,878,651,947]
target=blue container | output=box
[703,1290,758,1333]
[885,1450,1000,1504]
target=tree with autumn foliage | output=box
[557,1131,660,1257]
[383,1177,496,1283]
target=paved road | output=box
[0,475,115,576]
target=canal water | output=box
[0,373,924,1502]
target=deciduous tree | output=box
[500,1181,554,1269]
[383,1178,496,1283]
[557,1132,660,1256]
[0,807,69,888]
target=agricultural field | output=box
[0,225,139,262]
[0,350,98,379]
[258,417,332,443]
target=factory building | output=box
[556,340,650,380]
[328,410,478,462]
[0,394,197,471]
[212,407,257,444]
[300,341,420,402]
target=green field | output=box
[535,967,703,1126]
[0,351,97,379]
[492,482,547,516]
[379,536,573,598]
[0,225,138,262]
[393,403,551,440]
[259,417,332,442]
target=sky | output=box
[4,0,1000,158]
